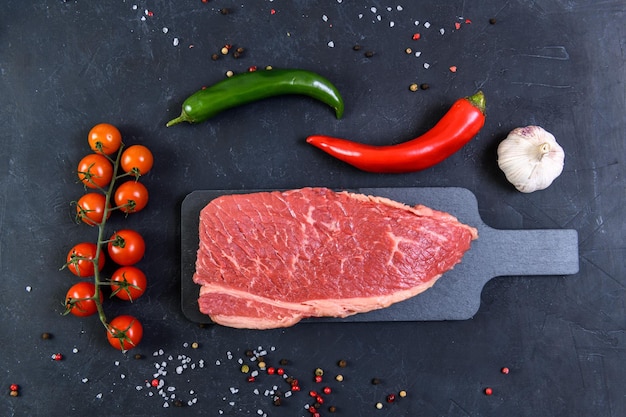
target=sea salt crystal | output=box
[424,63,430,69]
[415,51,422,57]
[440,28,445,35]
[424,21,431,28]
[397,5,404,11]
[25,286,32,292]
[322,14,328,22]
[173,38,179,47]
[96,393,103,399]
[176,366,183,374]
[82,378,89,383]
[370,7,377,13]
[327,41,335,48]
[390,21,395,27]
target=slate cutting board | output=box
[180,188,579,324]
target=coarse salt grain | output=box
[424,63,430,69]
[82,378,89,383]
[322,14,328,22]
[327,41,335,48]
[424,21,431,28]
[390,21,395,27]
[25,286,32,292]
[173,38,179,47]
[440,28,445,35]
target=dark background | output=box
[1,1,624,416]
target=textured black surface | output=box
[1,1,624,416]
[181,188,578,324]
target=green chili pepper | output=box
[166,68,345,127]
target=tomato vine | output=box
[62,123,153,352]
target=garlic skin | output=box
[497,126,564,193]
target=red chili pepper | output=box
[306,91,485,174]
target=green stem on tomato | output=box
[91,143,126,329]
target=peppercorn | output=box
[353,44,362,51]
[191,342,199,349]
[364,51,375,58]
[328,405,337,413]
[420,83,430,90]
[245,350,254,357]
[314,368,324,376]
[371,377,381,385]
[267,367,276,375]
[286,376,296,385]
[257,361,266,369]
[41,332,52,340]
[399,390,407,398]
[405,47,412,54]
[484,387,493,396]
[386,393,396,403]
[273,396,282,406]
[221,47,229,55]
[10,384,19,392]
[489,18,497,25]
[323,386,332,395]
[225,70,234,77]
[280,358,289,366]
[151,379,159,387]
[9,390,18,397]
[375,402,383,409]
[211,53,220,61]
[277,368,285,376]
[134,353,144,360]
[337,359,347,368]
[501,367,510,375]
[314,375,323,383]
[409,83,419,92]
[220,8,230,15]
[241,364,250,373]
[335,374,344,382]
[173,399,184,407]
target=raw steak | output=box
[193,187,478,329]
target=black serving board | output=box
[181,188,579,324]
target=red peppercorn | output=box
[277,368,285,376]
[291,378,299,387]
[316,396,324,404]
[313,413,320,417]
[248,66,258,72]
[323,386,332,395]
[386,393,396,403]
[10,384,19,391]
[412,33,421,40]
[314,375,323,383]
[501,367,510,375]
[151,379,159,387]
[309,390,318,397]
[267,367,276,375]
[52,353,63,361]
[247,376,256,382]
[484,387,493,396]
[291,385,301,392]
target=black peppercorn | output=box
[420,83,430,90]
[279,358,289,366]
[245,349,254,357]
[41,332,52,340]
[337,359,347,368]
[328,405,337,413]
[364,51,375,58]
[173,399,184,407]
[489,18,497,24]
[371,377,381,385]
[353,44,362,51]
[134,353,144,360]
[220,8,230,15]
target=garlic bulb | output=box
[497,126,564,193]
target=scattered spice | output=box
[371,378,381,385]
[420,83,430,90]
[405,47,412,54]
[211,53,220,61]
[220,8,230,15]
[335,374,344,382]
[364,51,375,58]
[337,359,347,368]
[280,358,289,366]
[314,368,324,376]
[134,353,144,360]
[412,33,421,40]
[41,332,52,340]
[10,384,19,392]
[225,70,234,77]
[352,44,362,51]
[449,66,458,73]
[409,83,419,92]
[501,367,510,374]
[484,387,493,396]
[375,402,383,409]
[328,405,337,412]
[52,353,63,361]
[399,390,407,398]
[489,17,497,24]
[9,390,18,397]
[386,393,396,403]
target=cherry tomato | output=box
[66,242,105,277]
[77,153,113,189]
[107,229,145,266]
[76,193,110,225]
[110,266,147,301]
[88,123,122,155]
[121,145,153,175]
[65,282,102,317]
[114,181,149,214]
[107,315,143,351]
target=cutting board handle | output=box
[482,227,579,278]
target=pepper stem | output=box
[166,111,191,127]
[466,90,486,114]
